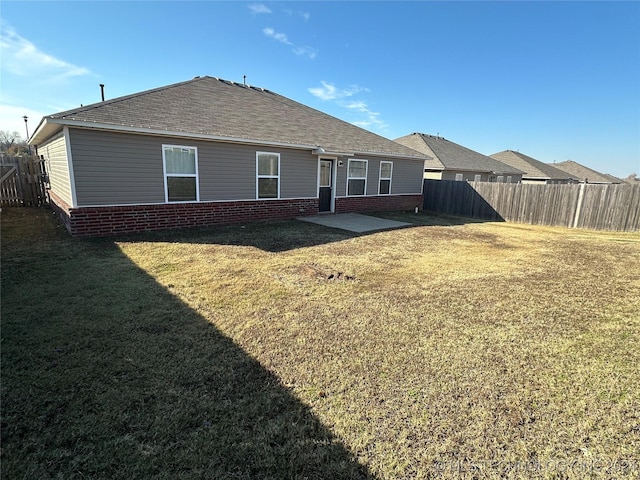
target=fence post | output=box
[572,183,586,229]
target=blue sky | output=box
[1,1,638,177]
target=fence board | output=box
[0,156,49,207]
[423,180,640,232]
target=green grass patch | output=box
[2,208,639,479]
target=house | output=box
[29,76,427,236]
[549,160,622,184]
[394,133,524,182]
[489,150,578,184]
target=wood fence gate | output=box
[1,156,49,207]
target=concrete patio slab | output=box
[297,213,411,233]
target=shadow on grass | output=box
[111,211,498,254]
[1,208,374,479]
[115,217,364,253]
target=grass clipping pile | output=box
[2,208,639,479]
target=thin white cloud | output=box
[293,46,317,59]
[263,27,292,46]
[248,3,271,15]
[282,9,310,21]
[308,82,388,132]
[0,23,91,81]
[308,81,366,101]
[263,27,316,59]
[344,101,369,112]
[352,113,388,131]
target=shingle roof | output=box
[395,133,523,175]
[32,76,426,159]
[550,160,622,183]
[489,150,578,181]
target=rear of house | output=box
[395,133,523,182]
[30,77,426,236]
[490,150,577,184]
[550,160,622,184]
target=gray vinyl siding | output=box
[68,128,318,206]
[279,150,318,198]
[200,143,317,200]
[439,171,523,182]
[441,170,490,182]
[334,157,349,197]
[70,129,166,206]
[389,158,423,194]
[41,131,73,205]
[336,156,423,197]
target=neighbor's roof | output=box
[395,133,523,175]
[30,76,426,160]
[550,160,622,184]
[490,150,578,181]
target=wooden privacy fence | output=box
[423,179,640,232]
[1,156,49,207]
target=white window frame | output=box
[497,175,505,183]
[378,161,393,195]
[506,175,512,183]
[256,151,280,199]
[455,173,464,181]
[347,159,368,196]
[474,174,482,182]
[162,144,199,203]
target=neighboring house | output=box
[490,150,578,184]
[29,76,427,236]
[550,160,622,184]
[394,133,523,182]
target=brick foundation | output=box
[335,194,423,214]
[49,190,319,237]
[48,191,423,237]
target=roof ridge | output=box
[553,160,618,182]
[52,76,209,119]
[52,76,278,119]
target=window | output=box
[257,152,280,198]
[506,175,512,183]
[163,145,198,202]
[319,160,332,187]
[455,173,464,181]
[379,161,392,195]
[474,174,482,182]
[347,159,367,196]
[497,175,504,183]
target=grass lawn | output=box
[2,207,639,479]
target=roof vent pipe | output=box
[100,84,105,102]
[243,75,246,86]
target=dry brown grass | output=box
[3,208,639,479]
[119,216,640,479]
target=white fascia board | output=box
[29,117,62,145]
[63,126,78,208]
[361,150,429,161]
